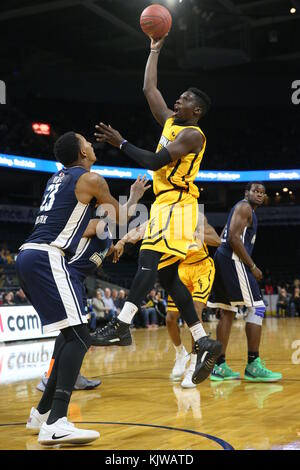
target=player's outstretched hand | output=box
[150,34,168,52]
[130,174,151,200]
[113,241,125,263]
[94,123,124,148]
[252,266,263,281]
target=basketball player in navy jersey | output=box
[36,218,114,393]
[207,182,282,382]
[16,131,149,446]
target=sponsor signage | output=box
[0,339,54,384]
[0,306,58,343]
[1,153,300,182]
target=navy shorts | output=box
[16,244,87,333]
[207,250,264,313]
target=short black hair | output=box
[54,131,80,166]
[245,181,266,192]
[187,87,211,118]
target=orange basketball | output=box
[140,4,172,40]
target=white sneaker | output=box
[170,346,189,379]
[181,363,197,389]
[38,417,100,446]
[26,407,50,434]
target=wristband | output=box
[250,263,256,271]
[150,49,160,53]
[120,139,128,150]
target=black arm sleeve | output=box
[121,142,172,170]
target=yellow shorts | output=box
[140,191,198,270]
[168,256,215,311]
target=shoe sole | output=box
[210,375,241,382]
[244,374,282,382]
[91,337,132,347]
[26,425,41,435]
[38,436,99,445]
[192,341,222,384]
[74,383,101,390]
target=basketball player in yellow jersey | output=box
[167,216,221,389]
[94,34,222,385]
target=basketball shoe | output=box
[38,417,99,446]
[170,346,189,380]
[192,336,222,384]
[210,362,241,381]
[90,317,132,346]
[244,357,282,382]
[181,362,197,389]
[26,407,50,434]
[36,373,101,392]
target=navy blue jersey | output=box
[68,228,113,282]
[218,199,257,260]
[25,167,96,257]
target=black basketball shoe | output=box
[192,336,222,384]
[90,317,132,346]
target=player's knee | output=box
[245,306,266,326]
[62,324,92,351]
[166,311,179,325]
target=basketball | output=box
[140,4,172,40]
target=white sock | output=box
[118,302,138,324]
[189,353,197,367]
[174,344,184,354]
[189,323,207,342]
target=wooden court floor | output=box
[0,318,300,450]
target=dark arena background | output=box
[0,0,300,455]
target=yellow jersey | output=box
[154,117,206,199]
[181,239,209,265]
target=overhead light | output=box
[200,187,204,191]
[275,192,279,196]
[290,7,296,13]
[289,191,293,195]
[283,187,289,192]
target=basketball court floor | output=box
[0,318,299,450]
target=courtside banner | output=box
[1,153,300,182]
[0,306,58,342]
[0,339,54,384]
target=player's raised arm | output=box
[94,124,202,169]
[143,36,173,126]
[76,173,150,225]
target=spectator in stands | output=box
[92,289,107,326]
[289,287,300,317]
[293,278,300,289]
[0,267,5,288]
[276,287,289,318]
[264,278,274,295]
[103,287,117,321]
[141,289,158,329]
[0,247,14,265]
[111,288,118,304]
[15,288,29,305]
[154,291,167,326]
[3,291,16,306]
[114,289,127,314]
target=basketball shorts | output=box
[140,190,198,270]
[16,244,87,333]
[207,250,265,313]
[168,256,215,312]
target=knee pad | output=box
[245,306,265,326]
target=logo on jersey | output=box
[158,135,170,148]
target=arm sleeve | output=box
[121,142,172,170]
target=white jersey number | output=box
[40,183,61,212]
